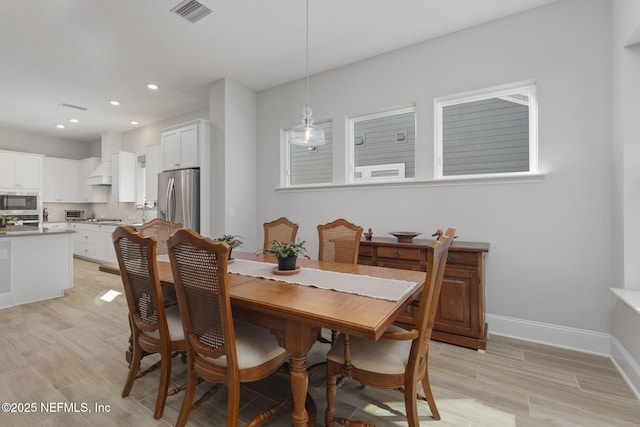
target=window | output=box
[349,108,416,183]
[285,122,333,186]
[435,82,538,179]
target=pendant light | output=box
[288,0,325,147]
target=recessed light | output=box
[56,124,65,129]
[147,83,158,90]
[109,100,120,106]
[130,120,139,125]
[68,118,79,123]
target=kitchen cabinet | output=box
[68,222,117,263]
[96,224,118,263]
[160,119,209,171]
[112,151,136,202]
[0,150,43,191]
[43,157,80,203]
[144,144,160,201]
[68,223,98,259]
[79,158,108,203]
[358,237,490,350]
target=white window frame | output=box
[347,106,416,184]
[434,81,538,180]
[282,121,333,187]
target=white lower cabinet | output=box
[97,225,118,264]
[68,223,118,263]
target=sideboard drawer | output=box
[359,245,372,257]
[445,251,478,267]
[377,247,421,261]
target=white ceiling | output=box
[0,0,556,143]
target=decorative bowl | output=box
[389,231,422,243]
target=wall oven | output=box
[0,192,41,228]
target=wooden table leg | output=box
[285,320,319,427]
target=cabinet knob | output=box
[393,250,401,258]
[447,254,458,263]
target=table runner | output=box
[228,259,419,302]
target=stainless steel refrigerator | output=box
[158,168,200,232]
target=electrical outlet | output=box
[0,249,8,260]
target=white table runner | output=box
[228,259,419,302]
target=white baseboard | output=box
[0,293,12,309]
[485,313,611,356]
[610,336,640,400]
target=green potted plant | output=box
[265,240,309,270]
[0,214,6,229]
[214,234,243,259]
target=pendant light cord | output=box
[305,0,310,117]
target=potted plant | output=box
[214,234,243,259]
[265,240,309,270]
[0,214,6,229]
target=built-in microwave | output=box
[0,192,40,213]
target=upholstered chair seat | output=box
[327,325,410,375]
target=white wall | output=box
[209,79,258,249]
[612,0,640,291]
[257,0,614,336]
[611,0,640,397]
[0,126,94,159]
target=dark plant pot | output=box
[228,248,233,260]
[277,256,297,271]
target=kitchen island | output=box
[0,227,74,308]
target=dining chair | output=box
[325,227,456,426]
[167,228,291,427]
[316,218,364,344]
[136,217,183,256]
[263,217,299,251]
[317,218,363,264]
[112,226,186,420]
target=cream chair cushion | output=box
[204,320,287,369]
[143,305,185,341]
[327,325,411,375]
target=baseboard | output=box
[485,313,611,356]
[0,293,12,309]
[610,336,640,400]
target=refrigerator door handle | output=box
[168,177,176,222]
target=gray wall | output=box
[0,126,94,159]
[257,0,613,339]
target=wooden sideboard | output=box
[358,237,490,350]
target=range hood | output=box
[86,131,122,186]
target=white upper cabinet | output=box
[79,158,108,203]
[43,157,80,203]
[160,120,208,171]
[112,151,136,202]
[0,150,43,191]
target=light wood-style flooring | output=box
[0,258,639,426]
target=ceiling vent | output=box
[59,103,87,111]
[171,0,212,23]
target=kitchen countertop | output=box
[0,228,75,238]
[65,220,143,227]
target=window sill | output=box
[276,173,545,192]
[611,288,640,316]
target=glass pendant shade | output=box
[288,106,325,147]
[288,0,325,147]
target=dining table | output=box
[99,251,426,427]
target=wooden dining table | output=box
[100,252,425,427]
